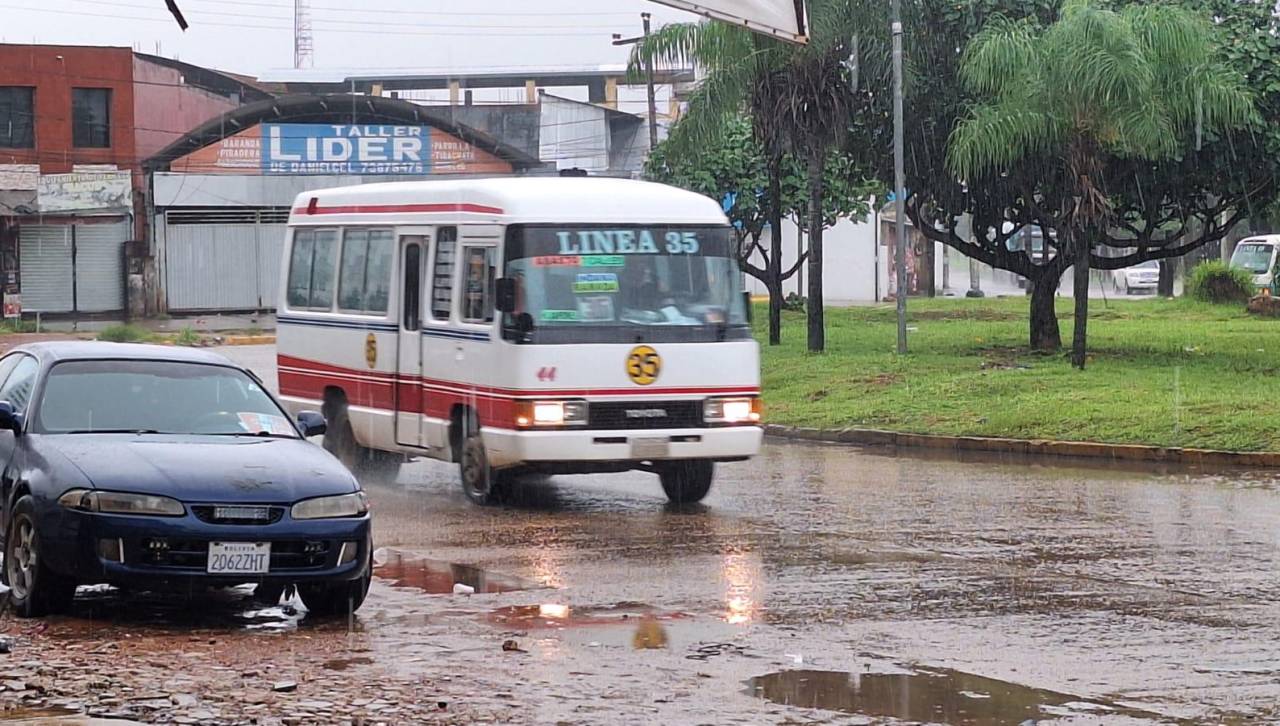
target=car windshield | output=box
[1134,260,1159,270]
[34,359,298,437]
[503,225,748,344]
[1231,243,1276,274]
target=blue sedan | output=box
[0,342,371,618]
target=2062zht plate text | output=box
[207,542,271,574]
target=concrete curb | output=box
[220,335,276,346]
[764,424,1280,468]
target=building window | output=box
[338,228,394,314]
[430,227,457,321]
[72,88,111,148]
[286,228,338,310]
[0,87,34,148]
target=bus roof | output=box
[288,177,730,226]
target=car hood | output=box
[35,435,357,504]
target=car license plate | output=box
[207,542,271,574]
[631,437,670,459]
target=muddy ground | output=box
[2,345,1279,725]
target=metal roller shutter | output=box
[18,225,73,313]
[73,221,127,312]
[164,208,289,312]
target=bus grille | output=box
[587,400,704,430]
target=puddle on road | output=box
[0,707,146,725]
[322,656,375,671]
[749,667,1160,724]
[373,551,539,594]
[488,602,688,630]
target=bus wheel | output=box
[459,425,508,505]
[659,460,714,504]
[324,402,401,481]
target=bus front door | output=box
[395,236,426,448]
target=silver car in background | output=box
[1110,259,1160,295]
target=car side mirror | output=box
[495,277,517,313]
[297,411,326,438]
[0,401,22,435]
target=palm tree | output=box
[946,0,1256,369]
[631,1,889,353]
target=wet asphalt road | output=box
[5,344,1280,724]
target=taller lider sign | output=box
[170,123,513,176]
[262,124,430,175]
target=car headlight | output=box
[704,396,762,424]
[291,491,369,520]
[57,489,185,517]
[514,400,588,428]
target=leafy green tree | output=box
[942,0,1257,366]
[901,0,1273,354]
[645,117,875,344]
[631,1,890,352]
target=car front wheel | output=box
[659,460,714,504]
[299,552,371,618]
[5,495,76,618]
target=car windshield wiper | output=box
[64,428,164,435]
[204,431,299,439]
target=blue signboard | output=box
[261,123,433,175]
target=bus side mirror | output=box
[495,278,517,313]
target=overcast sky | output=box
[3,0,698,77]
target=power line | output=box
[120,0,641,17]
[8,3,632,35]
[65,0,634,30]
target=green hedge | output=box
[1186,261,1255,304]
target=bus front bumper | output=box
[483,426,763,469]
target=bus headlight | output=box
[515,400,588,428]
[705,397,762,424]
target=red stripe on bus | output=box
[277,355,759,400]
[291,202,504,216]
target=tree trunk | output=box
[1028,271,1062,351]
[806,152,825,353]
[1070,229,1090,369]
[767,280,782,345]
[1157,258,1176,298]
[767,159,784,346]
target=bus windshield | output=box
[503,225,748,344]
[1231,242,1276,275]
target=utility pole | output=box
[891,0,908,354]
[294,0,314,69]
[642,13,659,151]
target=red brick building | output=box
[0,44,268,317]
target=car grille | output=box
[587,400,705,430]
[191,505,285,525]
[137,539,332,571]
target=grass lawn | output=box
[757,297,1280,452]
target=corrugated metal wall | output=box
[163,208,286,311]
[73,221,127,312]
[18,225,73,313]
[19,221,127,314]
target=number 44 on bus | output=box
[276,177,762,505]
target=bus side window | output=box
[461,246,496,324]
[403,243,422,331]
[286,228,338,310]
[430,226,457,321]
